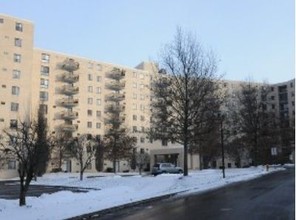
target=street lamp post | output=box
[219,114,226,178]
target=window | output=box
[140,104,145,111]
[96,87,101,94]
[87,121,92,128]
[2,85,6,88]
[140,94,145,100]
[14,38,22,47]
[162,139,168,146]
[39,104,48,114]
[133,83,137,88]
[133,93,137,99]
[272,104,275,109]
[40,78,49,88]
[40,91,48,101]
[97,64,102,71]
[86,163,92,170]
[88,74,93,81]
[87,109,92,116]
[133,126,137,132]
[140,115,145,121]
[140,137,145,143]
[11,86,20,95]
[96,99,101,106]
[133,115,137,121]
[13,53,21,63]
[141,126,145,132]
[88,63,93,69]
[41,53,50,63]
[139,73,144,79]
[15,22,23,31]
[133,72,137,78]
[132,103,137,110]
[11,102,19,111]
[88,86,93,93]
[290,82,293,88]
[96,123,101,129]
[8,160,16,169]
[140,84,144,89]
[97,76,101,82]
[271,96,275,100]
[88,98,93,105]
[96,111,101,117]
[12,70,21,79]
[0,18,3,23]
[41,66,49,76]
[10,119,18,129]
[292,101,295,106]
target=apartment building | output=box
[0,14,173,178]
[0,14,294,178]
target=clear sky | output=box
[1,0,294,83]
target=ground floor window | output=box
[8,160,16,169]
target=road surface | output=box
[97,168,294,220]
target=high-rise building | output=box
[0,14,294,178]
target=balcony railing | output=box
[105,69,125,80]
[57,123,78,132]
[104,116,125,125]
[105,81,125,91]
[104,104,125,113]
[105,93,125,102]
[56,98,79,108]
[56,73,79,83]
[56,85,79,95]
[56,111,78,120]
[61,58,79,72]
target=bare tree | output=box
[51,133,69,172]
[237,81,279,165]
[104,130,136,173]
[151,28,221,176]
[0,114,51,206]
[67,134,97,180]
[104,68,137,172]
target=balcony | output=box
[104,104,125,113]
[56,85,79,96]
[57,123,78,132]
[105,93,125,102]
[56,98,79,108]
[56,111,78,120]
[61,58,79,72]
[57,73,79,83]
[104,116,125,125]
[105,81,125,91]
[105,69,125,80]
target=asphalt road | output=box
[0,180,89,199]
[97,168,295,220]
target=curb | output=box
[66,192,180,219]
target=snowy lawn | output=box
[0,165,289,220]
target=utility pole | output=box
[220,115,225,178]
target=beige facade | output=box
[0,14,183,178]
[0,14,294,178]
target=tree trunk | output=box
[80,162,83,181]
[184,138,188,176]
[113,160,116,174]
[19,182,27,206]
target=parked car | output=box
[152,163,183,176]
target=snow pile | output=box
[0,166,286,220]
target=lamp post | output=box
[218,113,226,178]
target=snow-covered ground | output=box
[0,165,290,220]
